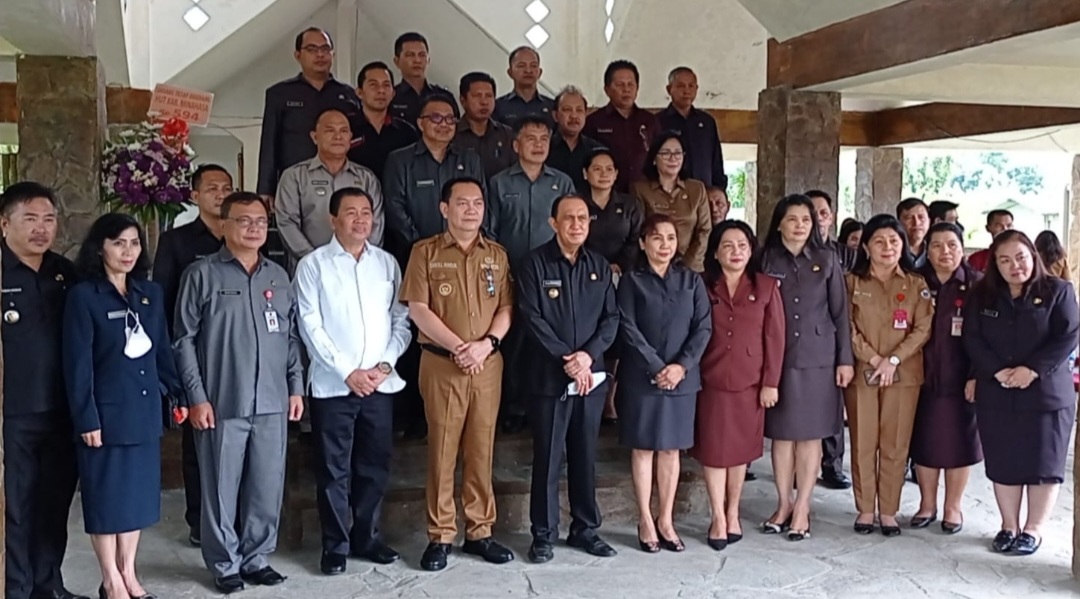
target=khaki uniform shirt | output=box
[399,233,514,346]
[631,178,712,272]
[845,269,933,387]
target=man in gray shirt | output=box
[276,107,384,265]
[487,114,574,435]
[383,96,485,253]
[173,192,305,595]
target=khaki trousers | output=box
[418,351,504,543]
[843,383,920,516]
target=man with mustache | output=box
[547,86,604,194]
[583,60,661,192]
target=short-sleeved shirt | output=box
[390,80,459,125]
[493,90,555,127]
[399,233,513,346]
[347,112,418,179]
[583,104,662,192]
[452,119,517,181]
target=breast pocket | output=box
[364,281,395,310]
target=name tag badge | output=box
[950,316,963,337]
[219,290,242,296]
[107,310,127,320]
[286,101,303,108]
[980,309,999,318]
[504,192,521,200]
[597,128,613,134]
[416,179,436,188]
[264,310,280,333]
[892,309,909,330]
[1,287,22,294]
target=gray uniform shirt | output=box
[173,247,305,420]
[275,156,384,259]
[452,119,517,181]
[383,141,486,245]
[488,163,576,266]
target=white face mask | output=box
[124,311,153,359]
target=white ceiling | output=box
[734,0,906,40]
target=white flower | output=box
[119,130,136,138]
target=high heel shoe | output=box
[761,515,792,534]
[655,519,685,552]
[637,524,660,553]
[98,585,107,599]
[706,536,728,551]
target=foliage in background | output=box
[728,167,746,208]
[903,151,1045,199]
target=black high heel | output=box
[761,515,792,534]
[637,524,660,553]
[655,519,685,552]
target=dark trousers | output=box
[528,389,605,542]
[822,429,846,474]
[310,392,394,555]
[499,321,528,421]
[181,421,202,530]
[4,411,78,599]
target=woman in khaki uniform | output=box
[630,132,711,272]
[844,214,933,537]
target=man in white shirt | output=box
[294,186,411,576]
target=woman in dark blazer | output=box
[63,213,185,599]
[581,147,644,423]
[910,223,982,534]
[962,230,1078,556]
[694,221,785,550]
[617,214,712,553]
[759,195,853,539]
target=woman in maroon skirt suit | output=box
[693,220,786,550]
[910,222,983,534]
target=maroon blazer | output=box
[700,272,786,392]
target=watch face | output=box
[379,363,392,373]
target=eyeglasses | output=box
[420,113,457,125]
[301,45,334,55]
[229,217,270,229]
[657,150,684,159]
[484,268,496,297]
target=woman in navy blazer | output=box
[63,213,185,599]
[962,230,1078,557]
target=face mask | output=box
[124,311,154,359]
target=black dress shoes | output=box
[567,533,617,557]
[240,566,287,586]
[352,540,401,565]
[188,527,201,547]
[1010,532,1041,556]
[320,552,347,575]
[421,542,452,571]
[744,470,758,482]
[853,521,876,535]
[820,469,852,490]
[528,539,554,563]
[463,537,515,564]
[881,525,902,538]
[33,589,91,599]
[992,530,1017,553]
[213,575,244,595]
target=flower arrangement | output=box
[101,117,195,225]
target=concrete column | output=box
[755,86,841,236]
[854,147,904,222]
[15,55,107,257]
[743,161,757,233]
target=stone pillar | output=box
[743,161,757,233]
[755,86,841,236]
[854,147,904,222]
[15,55,107,257]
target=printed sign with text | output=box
[148,84,214,127]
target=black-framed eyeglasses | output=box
[420,113,457,125]
[484,268,496,297]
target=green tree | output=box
[903,155,955,197]
[728,166,746,208]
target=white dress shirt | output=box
[295,236,411,398]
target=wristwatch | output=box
[377,362,392,374]
[888,356,901,366]
[486,334,501,353]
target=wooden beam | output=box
[870,103,1080,146]
[0,83,151,124]
[768,0,1080,89]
